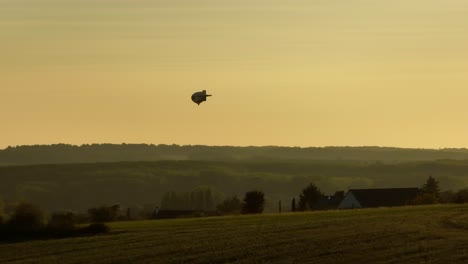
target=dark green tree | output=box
[413,176,441,204]
[421,176,440,198]
[298,183,323,211]
[242,191,265,214]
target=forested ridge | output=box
[2,159,468,213]
[2,144,468,166]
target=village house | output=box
[338,188,419,209]
[314,191,345,210]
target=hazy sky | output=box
[2,0,468,149]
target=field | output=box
[1,204,468,264]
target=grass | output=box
[1,204,468,263]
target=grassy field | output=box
[1,204,468,263]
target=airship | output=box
[191,90,212,105]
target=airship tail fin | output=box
[202,90,212,96]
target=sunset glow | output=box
[2,0,468,148]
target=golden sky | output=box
[1,0,468,149]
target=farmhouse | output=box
[314,191,345,210]
[338,188,419,209]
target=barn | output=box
[338,188,419,209]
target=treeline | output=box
[3,144,468,166]
[0,189,266,243]
[0,202,109,242]
[3,177,468,243]
[161,187,222,211]
[2,160,468,213]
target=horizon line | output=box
[1,143,468,151]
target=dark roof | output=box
[314,192,345,210]
[349,188,419,207]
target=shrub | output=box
[0,203,111,242]
[88,205,120,223]
[411,193,439,205]
[454,189,468,203]
[439,190,455,203]
[82,223,110,234]
[47,212,76,234]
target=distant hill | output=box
[2,159,468,212]
[1,144,468,166]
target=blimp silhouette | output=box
[191,90,212,105]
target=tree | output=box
[242,191,265,214]
[7,202,44,232]
[298,183,323,211]
[291,198,296,212]
[413,176,441,204]
[421,176,440,198]
[217,196,242,215]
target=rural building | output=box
[338,188,419,209]
[314,191,345,210]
